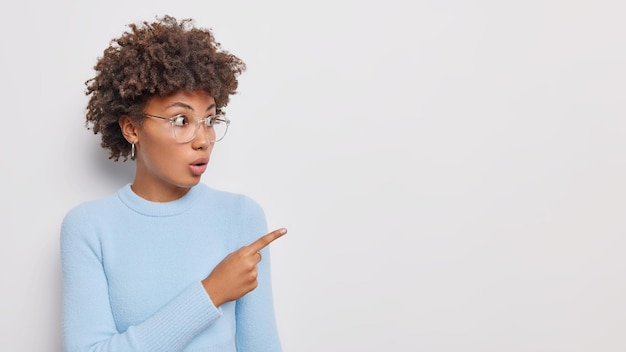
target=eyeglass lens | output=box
[173,118,228,143]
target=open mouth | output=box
[191,157,209,166]
[189,158,209,176]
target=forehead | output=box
[144,90,216,111]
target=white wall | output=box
[1,0,625,350]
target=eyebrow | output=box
[166,102,217,112]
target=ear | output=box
[119,115,139,143]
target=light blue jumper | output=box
[61,183,281,351]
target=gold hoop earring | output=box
[131,143,135,159]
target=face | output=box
[120,90,217,202]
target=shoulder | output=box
[62,192,118,226]
[60,190,130,265]
[197,183,268,241]
[60,190,121,246]
[197,183,266,217]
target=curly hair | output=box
[85,15,246,161]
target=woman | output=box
[60,15,286,351]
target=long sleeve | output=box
[60,184,282,351]
[60,205,222,352]
[235,197,282,352]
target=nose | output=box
[191,123,215,150]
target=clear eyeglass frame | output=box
[143,113,230,143]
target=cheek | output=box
[141,137,181,170]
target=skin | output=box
[203,228,287,307]
[119,89,287,306]
[120,90,216,202]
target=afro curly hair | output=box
[85,15,246,161]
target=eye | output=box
[210,116,227,126]
[203,115,218,127]
[172,115,188,127]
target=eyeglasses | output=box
[144,113,230,143]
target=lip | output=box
[189,157,209,176]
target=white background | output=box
[1,0,625,351]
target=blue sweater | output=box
[60,183,282,351]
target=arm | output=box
[60,207,221,352]
[235,246,282,351]
[235,197,283,352]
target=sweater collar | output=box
[117,183,203,217]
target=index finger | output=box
[247,228,287,253]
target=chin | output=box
[176,179,202,188]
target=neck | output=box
[130,182,191,202]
